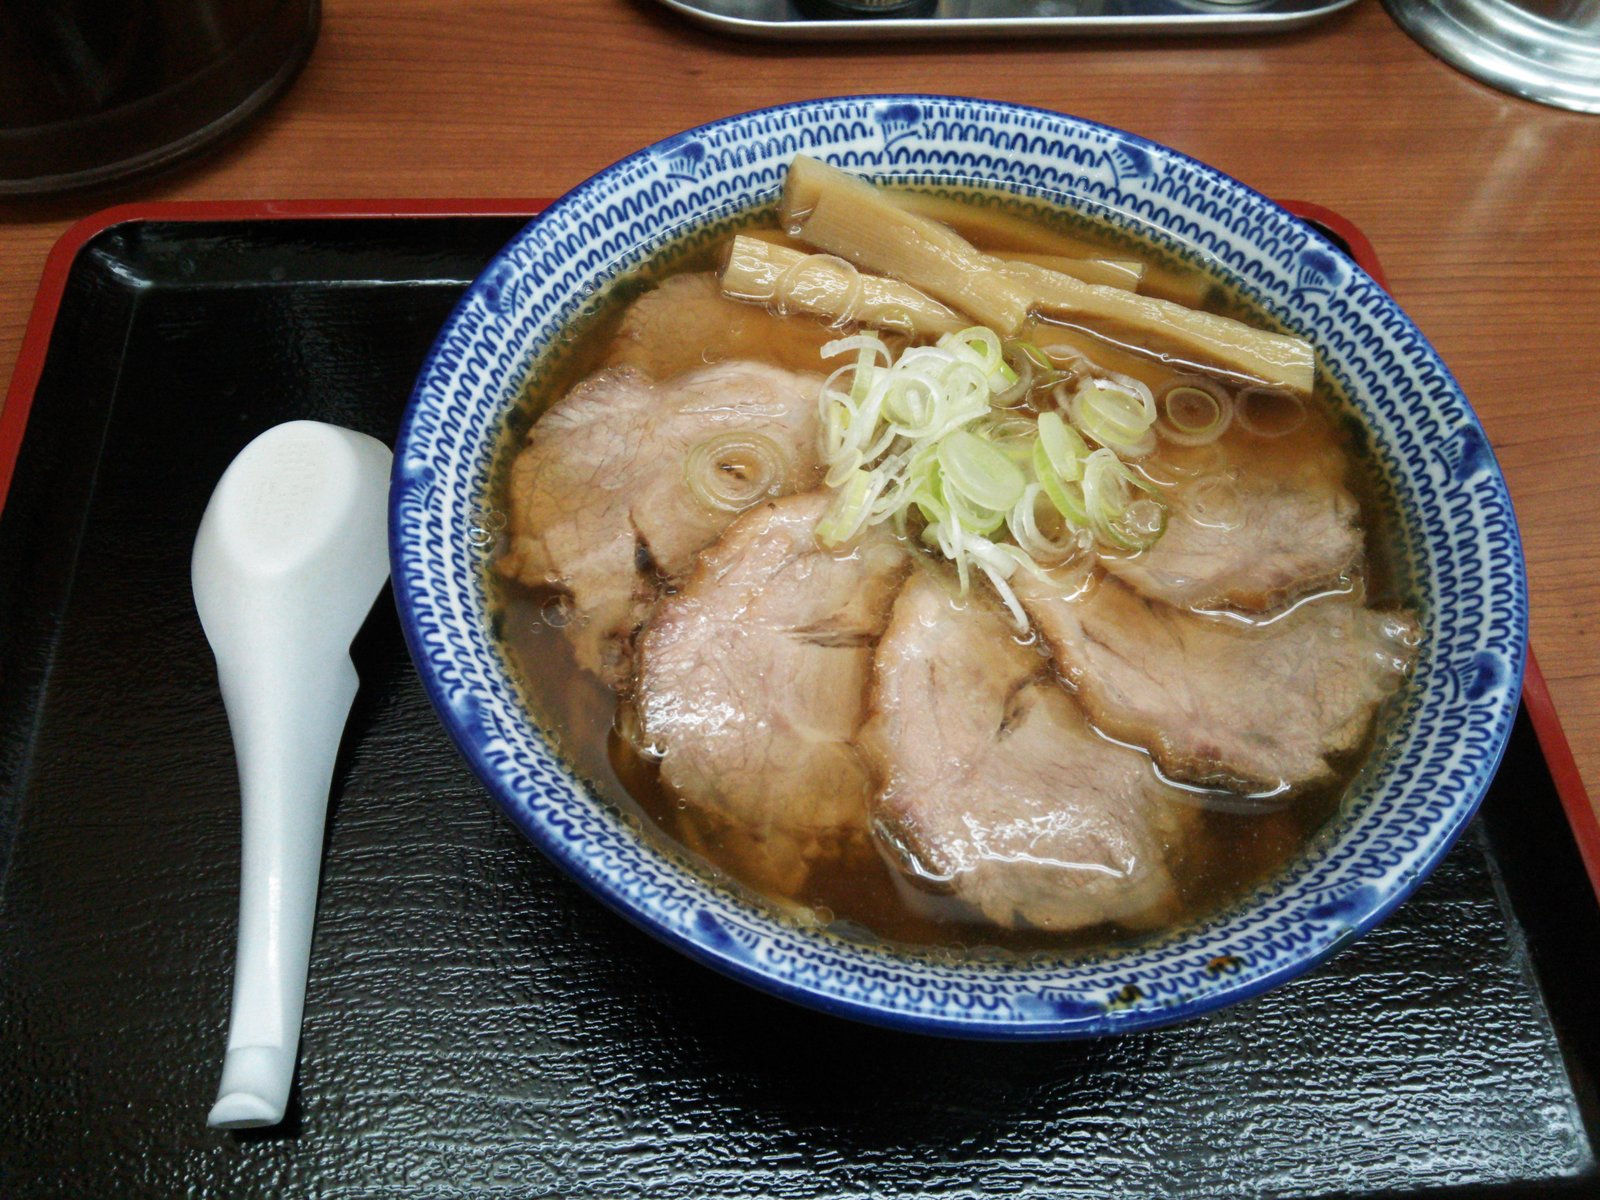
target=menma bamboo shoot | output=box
[780,156,1315,393]
[720,236,965,338]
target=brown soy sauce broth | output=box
[485,182,1418,961]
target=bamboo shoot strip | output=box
[781,157,1316,394]
[729,227,821,254]
[893,190,1113,260]
[894,188,1198,303]
[1003,260,1315,394]
[994,251,1145,291]
[780,157,1035,333]
[1139,270,1215,310]
[783,163,1142,289]
[720,236,966,338]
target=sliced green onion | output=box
[963,538,1028,626]
[1010,340,1056,372]
[1163,386,1224,433]
[882,374,938,430]
[1034,440,1089,528]
[940,326,1006,380]
[938,430,1026,514]
[1082,448,1165,550]
[1008,483,1084,565]
[1108,496,1168,551]
[820,333,889,399]
[1234,385,1308,438]
[1036,411,1089,483]
[822,332,892,364]
[978,414,1039,469]
[823,447,862,489]
[816,468,875,547]
[813,324,1167,623]
[938,471,1006,538]
[980,414,1039,443]
[1157,378,1234,446]
[1069,377,1157,458]
[683,431,790,514]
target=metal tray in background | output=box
[653,0,1361,41]
[0,203,1597,1198]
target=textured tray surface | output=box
[0,216,1596,1198]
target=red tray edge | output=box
[2,196,1594,904]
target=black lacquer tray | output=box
[2,203,1598,1198]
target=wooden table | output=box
[2,0,1595,801]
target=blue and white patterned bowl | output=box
[392,96,1526,1037]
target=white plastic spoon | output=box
[192,420,392,1130]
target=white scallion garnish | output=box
[683,431,791,514]
[813,327,1166,621]
[1156,378,1234,446]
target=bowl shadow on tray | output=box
[504,870,1174,1159]
[308,609,1591,1192]
[587,942,1168,1147]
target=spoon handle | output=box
[204,659,358,1139]
[206,653,359,1130]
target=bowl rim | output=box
[391,93,1528,1038]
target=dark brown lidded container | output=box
[0,0,319,196]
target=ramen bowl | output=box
[391,95,1525,1038]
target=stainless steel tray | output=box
[653,0,1360,40]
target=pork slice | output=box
[1105,443,1362,612]
[498,361,824,686]
[861,570,1182,933]
[1018,572,1421,791]
[634,492,911,895]
[604,272,842,380]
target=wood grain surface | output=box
[2,0,1595,799]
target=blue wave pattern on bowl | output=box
[392,96,1527,1037]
